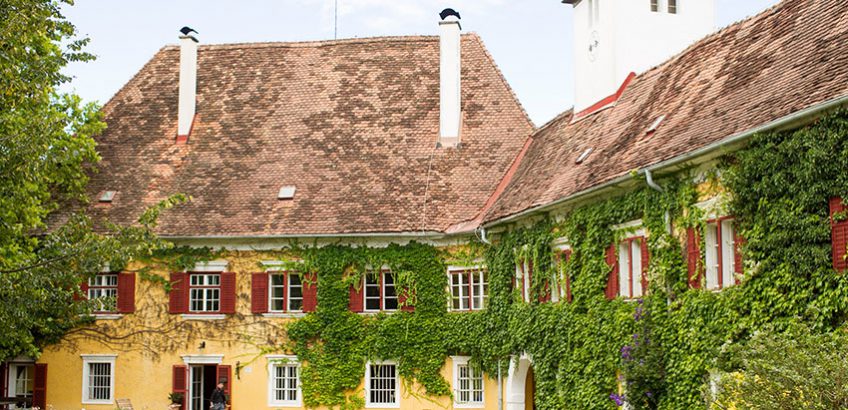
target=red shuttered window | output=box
[84,273,135,313]
[170,272,236,314]
[32,364,46,410]
[364,271,399,312]
[258,271,318,313]
[616,236,648,299]
[703,218,741,290]
[831,197,848,272]
[605,244,619,300]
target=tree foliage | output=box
[0,0,183,361]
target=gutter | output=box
[162,231,448,241]
[483,94,848,229]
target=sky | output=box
[61,0,780,126]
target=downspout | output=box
[644,169,672,235]
[477,226,492,245]
[498,360,503,410]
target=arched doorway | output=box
[524,366,536,410]
[505,354,533,410]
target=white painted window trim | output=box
[91,313,123,320]
[551,244,572,303]
[363,270,398,313]
[451,356,484,408]
[181,355,224,365]
[613,220,646,299]
[181,314,226,321]
[447,265,487,312]
[364,360,400,408]
[81,354,116,405]
[262,312,306,319]
[267,355,302,407]
[190,260,229,272]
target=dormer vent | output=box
[646,115,666,136]
[575,148,594,164]
[99,191,116,203]
[277,186,296,200]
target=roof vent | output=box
[277,186,296,200]
[98,191,116,203]
[645,115,666,136]
[575,148,594,164]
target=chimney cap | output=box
[439,8,461,21]
[179,26,199,42]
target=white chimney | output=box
[439,9,462,147]
[178,29,198,139]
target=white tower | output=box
[568,0,715,114]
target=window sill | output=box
[269,400,303,407]
[82,399,114,405]
[453,403,485,409]
[92,313,123,320]
[364,403,400,409]
[262,312,306,319]
[181,314,226,321]
[360,310,399,315]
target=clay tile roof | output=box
[484,0,848,223]
[79,34,534,237]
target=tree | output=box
[0,0,179,360]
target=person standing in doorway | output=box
[209,382,227,410]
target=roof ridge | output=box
[159,33,468,51]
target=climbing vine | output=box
[278,110,848,409]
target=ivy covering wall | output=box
[279,110,848,409]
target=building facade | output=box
[4,1,848,409]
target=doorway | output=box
[188,365,217,410]
[524,366,536,410]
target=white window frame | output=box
[516,260,532,303]
[704,217,737,290]
[267,355,302,407]
[81,354,116,405]
[364,360,400,408]
[551,243,572,303]
[188,273,221,312]
[268,271,304,313]
[448,266,488,312]
[7,362,35,403]
[363,271,398,313]
[452,356,484,408]
[612,221,646,299]
[88,274,118,312]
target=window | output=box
[516,260,532,302]
[82,355,115,404]
[618,237,645,298]
[9,364,34,402]
[88,274,118,312]
[668,0,677,14]
[449,268,488,311]
[366,361,399,408]
[453,357,484,407]
[551,249,572,303]
[269,272,303,312]
[268,356,301,407]
[364,271,398,312]
[704,218,737,290]
[189,274,221,312]
[651,0,659,12]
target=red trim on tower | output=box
[572,72,637,122]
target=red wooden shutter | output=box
[1,362,7,398]
[75,279,90,301]
[117,273,136,313]
[220,272,237,314]
[169,273,188,314]
[349,284,364,312]
[251,272,269,314]
[830,197,848,272]
[302,272,318,312]
[733,230,745,284]
[686,228,702,289]
[399,287,415,312]
[605,244,619,300]
[172,365,187,408]
[33,363,47,409]
[217,365,232,400]
[640,237,650,292]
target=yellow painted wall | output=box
[36,251,507,410]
